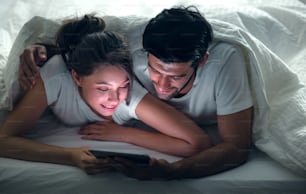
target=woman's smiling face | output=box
[73,65,130,118]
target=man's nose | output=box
[157,76,171,89]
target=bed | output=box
[1,0,306,193]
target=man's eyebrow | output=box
[148,62,157,71]
[148,62,188,77]
[173,72,188,78]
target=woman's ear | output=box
[71,70,82,86]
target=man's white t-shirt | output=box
[40,55,147,126]
[132,41,253,125]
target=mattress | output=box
[0,115,305,194]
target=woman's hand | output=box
[79,121,126,142]
[70,147,114,174]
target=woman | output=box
[0,15,212,174]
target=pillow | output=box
[0,16,60,110]
[0,29,12,109]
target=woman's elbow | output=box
[0,129,9,141]
[183,135,213,157]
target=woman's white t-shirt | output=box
[40,55,147,126]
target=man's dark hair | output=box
[143,6,213,67]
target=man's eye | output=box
[149,66,158,73]
[171,76,184,80]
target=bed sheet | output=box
[0,115,305,194]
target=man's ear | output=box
[198,53,209,68]
[71,69,82,86]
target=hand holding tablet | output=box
[89,150,150,165]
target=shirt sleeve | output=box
[215,46,253,115]
[39,55,66,106]
[112,79,148,124]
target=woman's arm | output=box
[81,93,213,157]
[133,93,213,156]
[0,77,100,173]
[111,107,253,180]
[0,76,67,161]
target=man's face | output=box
[147,54,195,100]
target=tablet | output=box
[89,150,150,165]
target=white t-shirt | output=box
[40,55,147,126]
[132,41,253,125]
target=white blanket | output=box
[217,7,306,176]
[1,0,306,179]
[212,19,306,176]
[108,4,306,176]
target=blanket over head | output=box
[211,19,306,176]
[208,5,306,176]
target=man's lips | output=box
[157,88,172,94]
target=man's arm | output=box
[35,43,61,66]
[114,107,253,179]
[171,107,253,178]
[19,44,59,90]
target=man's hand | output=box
[113,157,174,180]
[19,45,47,90]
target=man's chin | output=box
[156,92,173,100]
[154,88,178,100]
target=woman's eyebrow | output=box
[95,78,130,85]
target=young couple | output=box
[0,6,253,180]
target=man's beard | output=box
[155,87,180,100]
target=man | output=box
[18,6,253,180]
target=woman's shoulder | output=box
[40,55,69,79]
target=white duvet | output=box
[213,18,306,176]
[1,0,306,178]
[117,5,306,176]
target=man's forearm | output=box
[168,142,250,179]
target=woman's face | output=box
[73,65,130,118]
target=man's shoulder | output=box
[209,41,238,52]
[208,41,242,60]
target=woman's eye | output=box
[97,88,108,92]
